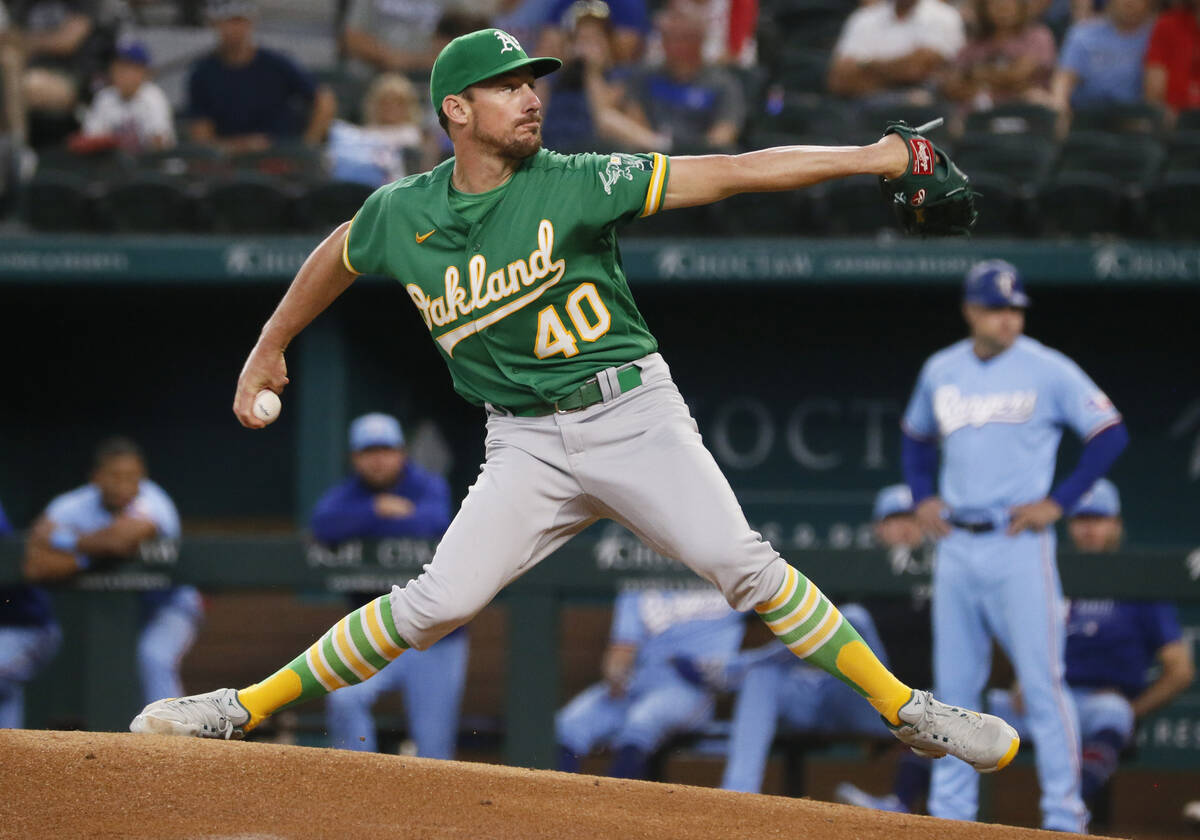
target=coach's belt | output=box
[949,519,996,534]
[510,365,643,417]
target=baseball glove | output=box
[879,118,979,237]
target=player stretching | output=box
[902,261,1129,831]
[131,28,1018,774]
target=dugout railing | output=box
[1,536,1198,772]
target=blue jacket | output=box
[310,462,451,545]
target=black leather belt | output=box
[507,365,643,417]
[950,519,996,534]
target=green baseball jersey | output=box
[343,148,669,410]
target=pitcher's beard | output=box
[476,121,543,161]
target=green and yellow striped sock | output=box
[236,594,410,729]
[756,564,912,725]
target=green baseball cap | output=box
[430,28,561,114]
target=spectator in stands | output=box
[540,1,664,152]
[310,413,465,759]
[988,480,1194,812]
[22,437,203,709]
[1144,0,1200,119]
[327,72,433,187]
[622,4,745,153]
[187,0,335,154]
[0,498,62,729]
[0,4,28,145]
[838,479,1196,818]
[74,38,174,152]
[828,0,966,104]
[341,0,454,78]
[641,0,758,68]
[1051,0,1154,118]
[7,0,125,146]
[557,583,745,780]
[943,0,1057,110]
[538,0,648,65]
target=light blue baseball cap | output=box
[964,259,1030,308]
[1070,478,1120,518]
[873,484,915,522]
[349,413,404,451]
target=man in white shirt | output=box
[80,38,174,151]
[828,0,966,101]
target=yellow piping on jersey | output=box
[342,212,361,275]
[640,153,668,218]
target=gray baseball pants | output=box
[387,353,789,650]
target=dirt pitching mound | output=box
[0,730,1109,839]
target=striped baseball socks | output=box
[756,564,912,725]
[236,594,410,729]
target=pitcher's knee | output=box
[388,583,481,650]
[702,554,787,613]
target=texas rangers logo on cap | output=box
[910,138,935,176]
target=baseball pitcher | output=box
[132,28,1016,775]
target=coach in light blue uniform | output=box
[556,586,745,780]
[0,500,62,728]
[901,261,1128,832]
[311,413,465,758]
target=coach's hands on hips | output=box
[233,340,289,429]
[1007,498,1063,535]
[915,496,952,540]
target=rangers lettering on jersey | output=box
[406,219,565,355]
[638,589,733,636]
[933,385,1037,436]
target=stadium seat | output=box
[137,143,228,180]
[708,189,817,236]
[964,103,1058,139]
[848,102,949,145]
[1165,131,1200,172]
[99,174,197,233]
[821,174,896,235]
[201,174,295,233]
[313,67,370,124]
[1143,171,1200,239]
[1033,172,1127,238]
[1057,131,1165,186]
[232,141,324,181]
[953,133,1056,189]
[771,47,833,96]
[748,93,848,143]
[294,180,375,232]
[965,172,1028,237]
[24,170,95,231]
[1175,108,1200,132]
[1069,103,1167,136]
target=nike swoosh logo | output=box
[415,229,436,244]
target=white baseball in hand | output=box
[253,389,282,423]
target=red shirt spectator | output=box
[1144,3,1200,114]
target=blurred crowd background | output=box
[0,0,1195,237]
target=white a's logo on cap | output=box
[495,30,522,53]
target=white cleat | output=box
[889,690,1020,773]
[130,688,251,740]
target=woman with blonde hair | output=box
[326,72,433,186]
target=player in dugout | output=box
[130,27,1018,779]
[310,412,466,759]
